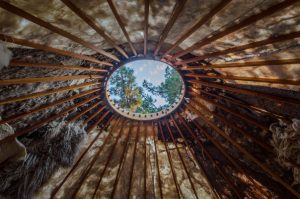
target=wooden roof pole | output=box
[127,122,140,199]
[0,88,100,125]
[60,0,128,59]
[180,59,300,70]
[164,118,199,199]
[107,0,137,56]
[187,113,273,198]
[72,119,115,198]
[109,121,134,199]
[86,110,111,133]
[189,87,288,119]
[162,0,231,57]
[144,0,149,55]
[0,34,110,66]
[189,98,300,170]
[188,82,297,116]
[143,122,147,199]
[89,118,126,198]
[82,106,106,126]
[184,73,300,86]
[172,0,298,59]
[176,108,242,198]
[189,98,273,152]
[0,75,103,85]
[185,103,300,198]
[178,31,300,64]
[0,95,99,145]
[10,61,108,72]
[0,82,101,105]
[188,80,300,106]
[0,0,119,62]
[153,0,187,56]
[70,117,124,198]
[189,92,269,131]
[158,121,182,199]
[151,122,164,199]
[175,113,222,199]
[50,115,117,199]
[66,101,102,124]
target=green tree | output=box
[136,94,164,113]
[109,67,143,112]
[143,66,182,105]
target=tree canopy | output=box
[143,66,182,104]
[108,64,182,113]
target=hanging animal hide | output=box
[0,120,86,199]
[0,120,27,164]
[270,118,300,185]
[0,43,12,70]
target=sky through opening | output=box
[107,60,183,114]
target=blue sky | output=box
[108,60,170,107]
[126,60,168,106]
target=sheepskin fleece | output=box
[270,119,300,185]
[0,43,12,70]
[0,120,86,199]
[0,120,27,164]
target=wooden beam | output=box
[109,121,134,199]
[178,31,300,64]
[70,117,124,199]
[176,108,242,198]
[165,118,199,199]
[175,113,222,199]
[151,122,164,199]
[144,0,150,55]
[190,93,271,131]
[127,122,140,199]
[86,110,111,133]
[73,123,114,198]
[82,106,106,126]
[0,75,103,85]
[50,115,117,199]
[0,0,119,62]
[190,95,300,170]
[67,101,101,124]
[162,0,231,57]
[107,0,137,56]
[0,88,100,125]
[0,34,110,66]
[172,0,298,59]
[189,97,272,152]
[185,102,300,198]
[190,92,300,169]
[89,118,126,198]
[158,121,182,198]
[188,79,300,105]
[153,0,187,56]
[60,0,128,59]
[187,113,272,198]
[143,122,147,199]
[0,81,101,105]
[180,59,300,70]
[185,73,300,85]
[10,60,108,72]
[0,96,98,145]
[193,87,287,120]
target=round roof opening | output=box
[105,59,185,120]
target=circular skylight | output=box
[105,59,185,120]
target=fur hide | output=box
[270,118,300,185]
[0,43,12,70]
[0,120,86,199]
[0,120,27,164]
